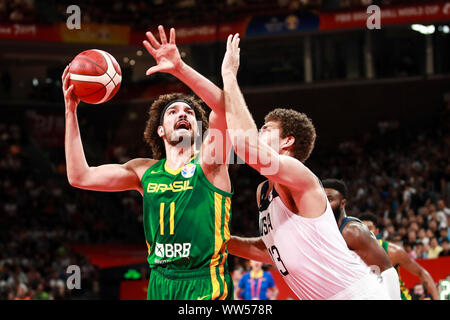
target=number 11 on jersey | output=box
[160,202,175,235]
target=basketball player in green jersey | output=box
[360,213,440,300]
[63,26,235,300]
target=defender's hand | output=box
[221,33,240,78]
[62,64,80,113]
[143,25,183,76]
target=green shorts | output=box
[147,266,234,300]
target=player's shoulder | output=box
[341,219,373,243]
[342,221,365,237]
[124,158,159,179]
[279,154,318,184]
[124,158,158,168]
[341,217,364,231]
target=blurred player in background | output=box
[360,213,440,300]
[222,34,394,300]
[236,260,278,300]
[322,178,400,300]
[63,26,234,300]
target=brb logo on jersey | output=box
[155,242,191,259]
[181,163,196,178]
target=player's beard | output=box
[167,128,195,148]
[332,204,342,222]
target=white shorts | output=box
[327,272,392,300]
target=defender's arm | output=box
[227,236,273,265]
[222,35,318,188]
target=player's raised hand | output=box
[221,33,240,78]
[62,64,80,113]
[143,25,183,76]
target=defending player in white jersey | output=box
[222,34,396,300]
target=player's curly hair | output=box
[144,93,209,160]
[264,108,316,162]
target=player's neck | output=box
[164,144,195,170]
[338,210,347,226]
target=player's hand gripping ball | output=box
[68,49,122,104]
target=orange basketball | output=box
[68,49,122,104]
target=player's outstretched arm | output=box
[144,26,230,165]
[221,34,318,192]
[63,66,152,194]
[227,236,273,265]
[390,243,440,299]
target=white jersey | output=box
[258,181,389,300]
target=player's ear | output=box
[281,136,295,152]
[157,125,165,138]
[341,199,347,209]
[280,136,295,155]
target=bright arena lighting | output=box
[411,24,435,35]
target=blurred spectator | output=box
[33,282,51,300]
[427,237,443,259]
[236,260,278,300]
[406,230,417,247]
[430,204,448,230]
[231,264,244,299]
[411,283,432,300]
[437,200,450,219]
[439,228,450,245]
[13,283,30,300]
[414,242,428,259]
[439,239,450,257]
[404,243,416,260]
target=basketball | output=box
[68,49,122,104]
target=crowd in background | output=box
[0,0,436,26]
[0,99,448,299]
[0,121,104,300]
[308,111,450,260]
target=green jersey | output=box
[141,155,233,299]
